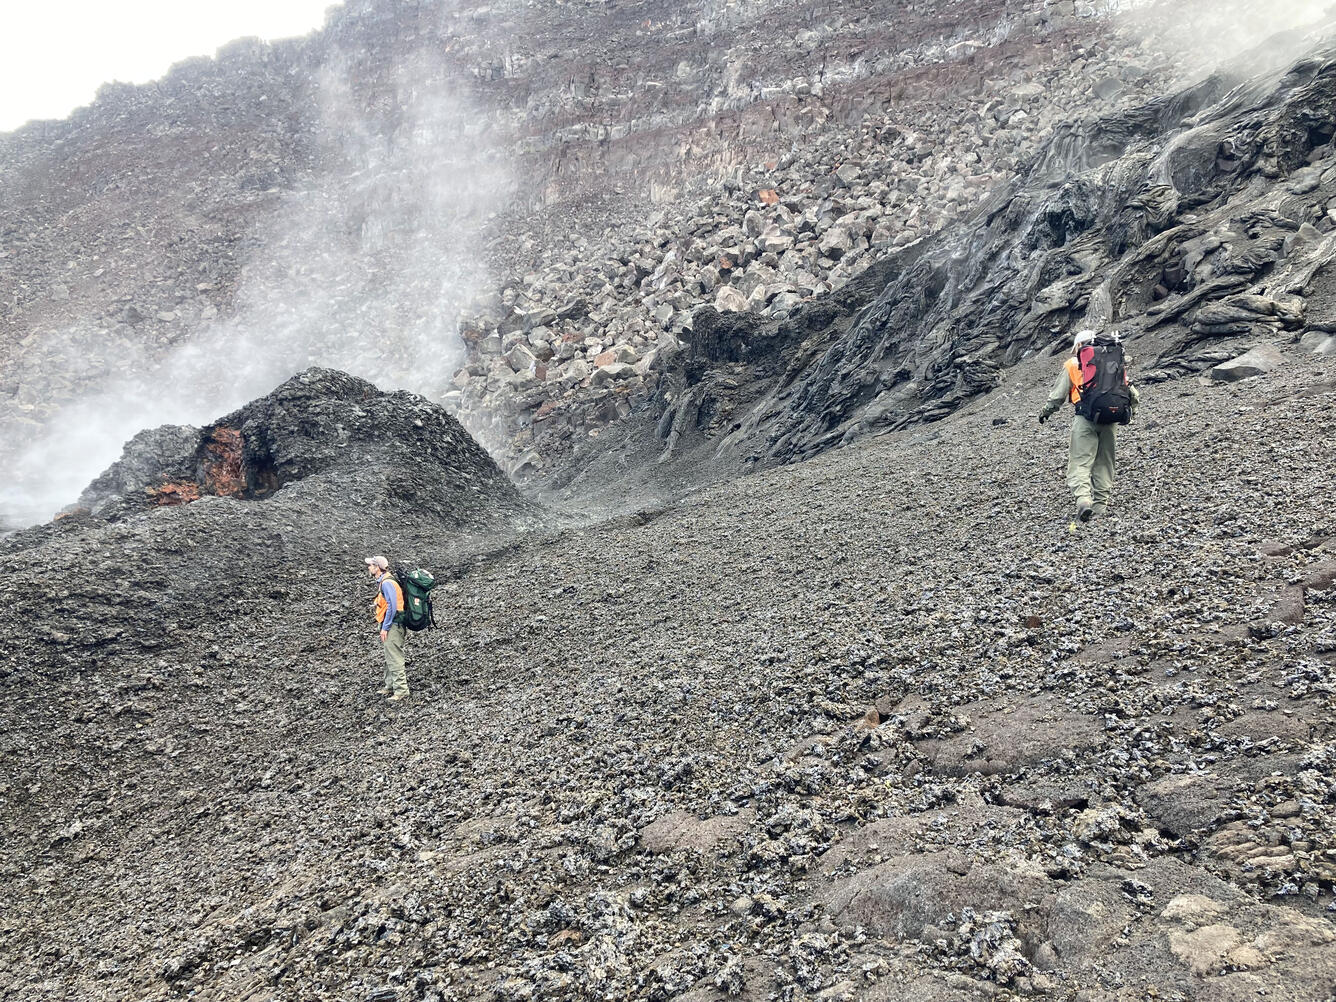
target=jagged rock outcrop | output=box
[448,12,1190,470]
[77,367,519,519]
[597,31,1336,475]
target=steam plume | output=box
[0,51,509,528]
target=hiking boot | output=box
[387,691,409,703]
[1092,504,1108,518]
[1077,501,1094,522]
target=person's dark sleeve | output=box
[1039,368,1070,420]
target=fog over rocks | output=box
[5,0,1335,523]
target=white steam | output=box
[0,52,509,528]
[1115,0,1336,79]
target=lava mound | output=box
[77,367,522,522]
[0,368,527,662]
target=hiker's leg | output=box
[1091,424,1118,509]
[385,624,409,696]
[1066,417,1098,506]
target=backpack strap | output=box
[380,574,404,622]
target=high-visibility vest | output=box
[1064,357,1082,404]
[373,576,404,627]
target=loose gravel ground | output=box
[3,344,1335,1001]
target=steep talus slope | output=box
[592,33,1336,483]
[0,37,321,373]
[2,1,1331,520]
[2,351,1334,1000]
[1,0,1195,523]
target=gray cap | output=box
[1073,329,1098,349]
[365,555,389,571]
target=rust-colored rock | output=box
[146,481,202,506]
[202,426,246,498]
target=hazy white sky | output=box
[0,2,337,132]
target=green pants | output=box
[1067,416,1117,511]
[380,623,409,695]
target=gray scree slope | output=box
[2,2,1336,1001]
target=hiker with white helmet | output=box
[366,555,410,702]
[1039,329,1141,521]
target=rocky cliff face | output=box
[2,0,1283,525]
[622,33,1336,476]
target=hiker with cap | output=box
[366,556,409,702]
[1039,329,1140,521]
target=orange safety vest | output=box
[373,575,405,628]
[1064,357,1083,404]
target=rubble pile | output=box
[0,368,528,659]
[517,22,1336,486]
[446,18,1185,469]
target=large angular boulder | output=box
[818,225,853,259]
[590,361,636,386]
[1208,344,1285,381]
[714,285,749,313]
[1299,331,1335,355]
[821,851,1051,941]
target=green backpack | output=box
[393,565,438,632]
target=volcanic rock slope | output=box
[544,22,1336,496]
[0,0,1264,510]
[4,0,1333,529]
[3,2,1336,1001]
[0,366,530,668]
[3,349,1336,1001]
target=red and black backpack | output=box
[1075,337,1133,425]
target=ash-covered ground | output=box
[3,2,1336,1000]
[2,345,1334,1001]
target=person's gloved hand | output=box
[1038,411,1050,425]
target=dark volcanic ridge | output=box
[76,367,523,523]
[0,367,531,662]
[540,27,1336,497]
